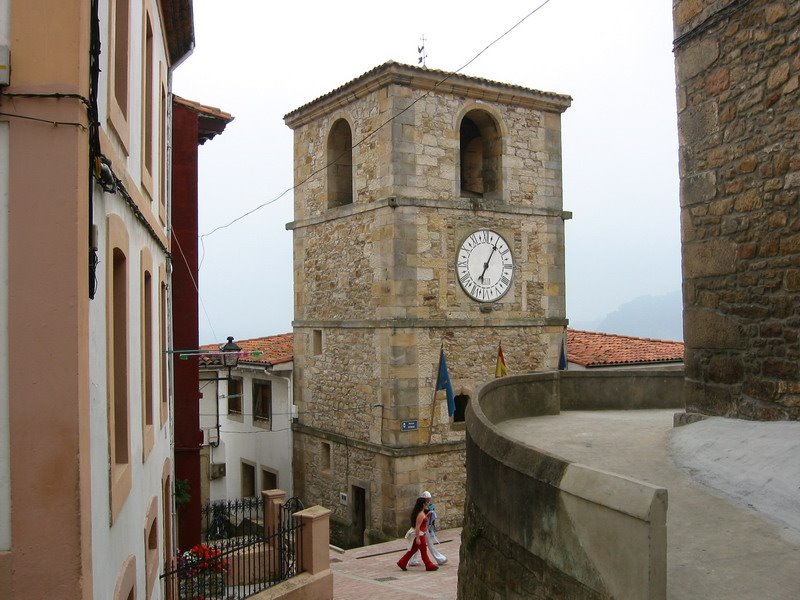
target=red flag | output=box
[495,344,508,377]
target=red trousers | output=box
[397,535,437,570]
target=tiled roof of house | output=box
[199,333,293,368]
[567,329,684,368]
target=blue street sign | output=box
[401,420,418,432]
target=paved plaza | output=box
[331,529,461,600]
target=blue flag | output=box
[558,337,567,370]
[436,347,455,416]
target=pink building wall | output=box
[1,1,91,596]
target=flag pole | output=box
[428,342,444,445]
[428,344,443,444]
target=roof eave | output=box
[583,359,684,369]
[173,95,234,143]
[161,0,195,67]
[284,61,572,130]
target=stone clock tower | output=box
[284,62,570,546]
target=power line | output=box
[198,0,556,240]
[172,227,219,342]
[0,111,87,130]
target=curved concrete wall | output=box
[458,370,679,600]
[560,369,684,411]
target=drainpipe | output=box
[263,368,294,496]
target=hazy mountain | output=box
[571,290,683,341]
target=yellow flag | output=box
[495,344,508,377]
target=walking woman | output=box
[397,496,439,571]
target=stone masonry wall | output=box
[293,324,560,448]
[290,82,565,219]
[674,0,800,419]
[292,429,466,546]
[291,321,559,541]
[293,204,565,323]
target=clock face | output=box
[456,229,514,302]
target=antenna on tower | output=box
[417,34,427,68]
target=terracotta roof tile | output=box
[200,333,293,368]
[566,329,684,368]
[173,96,233,122]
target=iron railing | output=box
[162,496,304,600]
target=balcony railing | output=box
[162,494,305,599]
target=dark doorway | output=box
[454,394,470,422]
[351,485,367,547]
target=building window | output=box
[141,251,154,459]
[453,394,470,423]
[227,378,242,414]
[141,12,154,195]
[112,247,130,467]
[143,497,158,599]
[107,214,132,522]
[161,472,172,578]
[112,555,136,600]
[158,75,167,223]
[327,118,353,208]
[312,329,323,355]
[158,275,167,426]
[253,380,272,429]
[146,523,157,597]
[261,469,277,492]
[109,0,131,152]
[459,109,502,199]
[241,462,256,498]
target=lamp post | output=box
[220,336,241,370]
[207,336,241,448]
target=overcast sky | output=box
[172,0,682,345]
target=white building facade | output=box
[199,334,295,504]
[1,0,194,598]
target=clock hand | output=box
[479,245,497,282]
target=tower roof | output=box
[284,61,571,129]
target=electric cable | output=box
[0,111,87,130]
[197,0,556,241]
[172,227,219,342]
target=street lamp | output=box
[203,336,241,448]
[220,336,241,369]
